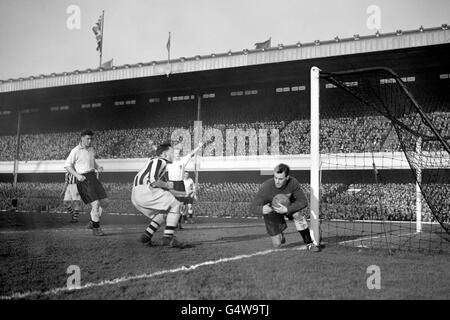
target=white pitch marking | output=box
[0,245,307,300]
[338,232,418,245]
[0,223,264,235]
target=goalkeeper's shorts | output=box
[263,212,287,236]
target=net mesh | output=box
[318,67,450,253]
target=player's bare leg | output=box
[270,233,286,248]
[187,203,194,223]
[90,200,104,236]
[182,204,188,223]
[177,204,185,230]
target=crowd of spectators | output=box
[1,111,449,161]
[1,181,446,224]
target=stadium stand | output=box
[0,181,443,223]
[1,111,449,161]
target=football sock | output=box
[145,213,165,237]
[299,229,313,244]
[145,220,161,238]
[164,212,180,238]
[92,220,100,228]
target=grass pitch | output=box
[0,212,449,300]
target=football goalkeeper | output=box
[251,163,320,252]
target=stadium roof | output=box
[0,24,449,93]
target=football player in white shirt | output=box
[167,142,203,229]
[182,171,196,224]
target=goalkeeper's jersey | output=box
[251,177,308,216]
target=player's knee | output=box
[91,200,100,210]
[151,212,166,225]
[272,240,282,248]
[293,212,308,231]
[170,199,181,213]
[271,235,283,248]
[100,198,109,208]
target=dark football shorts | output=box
[77,171,107,204]
[170,180,188,202]
[263,212,287,236]
[181,197,194,205]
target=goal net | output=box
[310,67,450,253]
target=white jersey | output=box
[184,178,195,196]
[167,155,191,181]
[64,144,97,174]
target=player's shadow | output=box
[282,241,306,248]
[194,231,298,246]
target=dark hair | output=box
[81,130,94,137]
[156,143,172,156]
[274,163,290,177]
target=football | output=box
[272,193,290,208]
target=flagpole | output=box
[168,32,170,62]
[167,31,171,77]
[99,10,105,68]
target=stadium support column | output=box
[310,67,321,246]
[13,109,22,190]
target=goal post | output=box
[309,66,321,246]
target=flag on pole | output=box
[92,13,104,52]
[255,37,271,49]
[166,32,172,77]
[101,59,113,69]
[167,32,171,54]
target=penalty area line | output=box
[0,245,307,300]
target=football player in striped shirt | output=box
[61,172,82,223]
[131,143,187,248]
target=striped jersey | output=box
[133,157,169,187]
[65,172,77,184]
